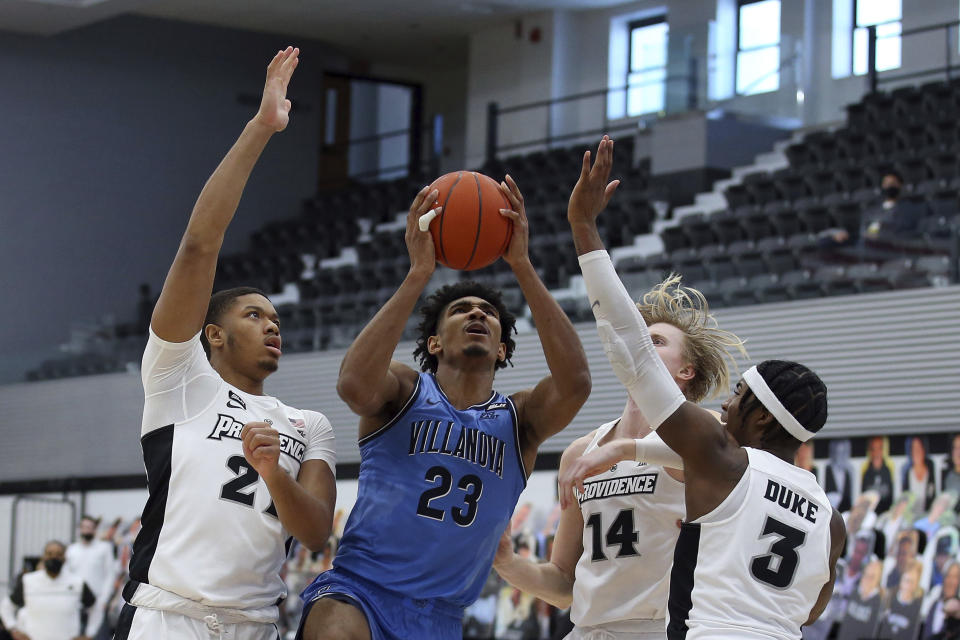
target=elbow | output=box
[337,375,377,415]
[553,593,573,610]
[300,535,329,554]
[179,235,221,259]
[566,369,592,406]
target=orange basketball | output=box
[425,171,513,271]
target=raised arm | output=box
[567,138,743,485]
[336,188,439,430]
[151,47,299,342]
[494,438,589,608]
[498,176,591,463]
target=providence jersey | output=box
[333,372,526,608]
[572,420,685,629]
[127,330,336,610]
[667,447,832,640]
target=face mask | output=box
[80,533,94,542]
[44,558,64,575]
[883,186,901,200]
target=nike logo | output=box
[591,300,600,310]
[425,398,441,405]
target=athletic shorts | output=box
[565,622,667,640]
[297,568,462,640]
[114,604,280,640]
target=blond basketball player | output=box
[494,282,745,640]
[561,137,845,640]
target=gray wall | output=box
[0,15,348,382]
[3,285,959,483]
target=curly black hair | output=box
[200,286,269,359]
[740,359,828,447]
[413,281,517,373]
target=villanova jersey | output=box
[333,372,527,608]
[667,448,832,640]
[126,330,337,612]
[572,421,685,630]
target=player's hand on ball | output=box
[406,185,439,275]
[497,174,530,268]
[241,421,282,479]
[254,46,299,133]
[558,443,624,510]
[567,135,620,226]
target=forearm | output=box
[337,269,431,407]
[570,220,606,256]
[183,119,274,248]
[512,259,589,396]
[578,250,685,429]
[262,469,333,551]
[494,554,574,609]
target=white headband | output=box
[742,365,816,442]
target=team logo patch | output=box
[227,390,247,410]
[289,418,307,438]
[486,402,508,410]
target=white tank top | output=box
[571,420,686,630]
[666,447,833,640]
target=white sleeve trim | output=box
[578,250,686,429]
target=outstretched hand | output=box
[567,135,620,227]
[255,46,299,132]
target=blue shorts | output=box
[297,568,463,640]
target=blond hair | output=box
[636,274,748,403]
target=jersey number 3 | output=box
[416,465,483,526]
[750,516,806,588]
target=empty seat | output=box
[750,273,789,304]
[709,210,746,245]
[660,225,690,253]
[781,269,820,300]
[816,265,858,297]
[718,276,754,307]
[798,205,835,234]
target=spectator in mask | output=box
[64,516,116,639]
[819,170,928,254]
[0,541,99,640]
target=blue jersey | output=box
[333,372,527,608]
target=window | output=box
[852,0,901,76]
[736,0,781,95]
[627,16,668,116]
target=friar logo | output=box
[227,390,246,410]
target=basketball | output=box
[425,171,513,271]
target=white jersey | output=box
[1,570,96,640]
[666,448,832,640]
[572,421,686,630]
[126,329,336,615]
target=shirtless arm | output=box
[336,188,439,435]
[566,138,745,514]
[498,177,591,470]
[151,48,299,343]
[493,437,589,608]
[805,509,846,626]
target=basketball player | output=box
[493,273,746,640]
[116,47,337,640]
[298,176,592,640]
[560,136,845,640]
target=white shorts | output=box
[116,604,280,640]
[565,625,666,640]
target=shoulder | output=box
[301,410,334,432]
[558,432,596,471]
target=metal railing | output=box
[867,18,960,91]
